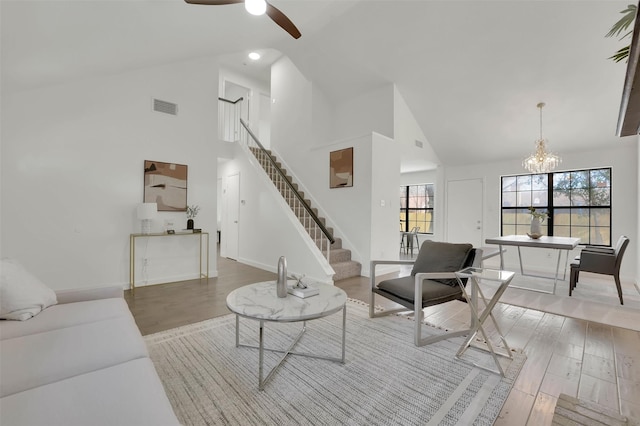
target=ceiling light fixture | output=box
[522,102,562,174]
[245,0,267,16]
[248,52,261,60]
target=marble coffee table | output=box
[226,280,347,390]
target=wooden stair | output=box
[250,147,361,281]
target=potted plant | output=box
[527,206,547,238]
[186,205,200,230]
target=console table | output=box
[129,231,209,291]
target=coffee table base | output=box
[234,306,346,390]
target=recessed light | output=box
[248,52,261,61]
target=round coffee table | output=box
[226,280,347,390]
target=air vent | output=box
[415,140,424,148]
[153,98,178,116]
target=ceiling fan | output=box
[184,0,301,39]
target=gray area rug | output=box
[145,299,525,425]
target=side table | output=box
[455,267,515,376]
[226,281,347,390]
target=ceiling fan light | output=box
[245,0,266,16]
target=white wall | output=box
[334,84,394,141]
[444,142,638,281]
[394,86,440,172]
[217,144,333,283]
[1,57,219,290]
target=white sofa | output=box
[0,285,180,426]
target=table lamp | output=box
[137,203,157,234]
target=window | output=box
[400,184,434,234]
[501,168,611,246]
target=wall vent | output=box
[153,98,178,116]
[415,140,424,148]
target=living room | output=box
[2,1,639,425]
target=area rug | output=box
[144,299,525,426]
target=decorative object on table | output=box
[186,205,199,230]
[527,206,548,239]
[143,160,187,212]
[329,147,353,188]
[522,102,561,174]
[276,256,287,298]
[136,202,157,235]
[287,274,319,298]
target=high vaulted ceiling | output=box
[1,0,636,169]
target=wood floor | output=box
[125,251,640,425]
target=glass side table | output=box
[455,267,515,376]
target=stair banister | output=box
[239,119,335,246]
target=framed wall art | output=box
[329,147,353,188]
[143,160,188,211]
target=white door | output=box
[446,178,483,248]
[225,173,240,260]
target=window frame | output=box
[400,183,435,235]
[500,167,612,246]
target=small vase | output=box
[530,217,542,235]
[187,219,194,230]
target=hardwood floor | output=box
[125,250,640,425]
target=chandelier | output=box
[522,102,561,174]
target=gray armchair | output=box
[569,236,629,305]
[370,240,480,346]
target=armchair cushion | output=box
[410,241,474,286]
[376,276,462,307]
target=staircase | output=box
[249,147,362,281]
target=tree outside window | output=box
[501,168,611,246]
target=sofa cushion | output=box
[0,258,57,321]
[0,298,131,340]
[0,358,180,426]
[1,316,148,397]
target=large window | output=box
[501,168,611,246]
[400,184,434,234]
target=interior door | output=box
[225,173,240,260]
[446,178,483,248]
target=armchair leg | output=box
[614,275,624,305]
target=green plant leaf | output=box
[606,4,637,38]
[609,45,631,63]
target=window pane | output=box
[590,208,610,227]
[502,224,516,235]
[553,208,571,226]
[517,175,531,191]
[553,172,571,189]
[516,191,532,207]
[590,169,611,188]
[553,190,570,206]
[502,209,517,225]
[590,188,610,206]
[570,191,589,206]
[571,208,589,226]
[516,224,530,235]
[531,174,548,190]
[571,226,590,243]
[554,225,571,237]
[570,171,589,189]
[502,192,516,207]
[502,176,516,192]
[591,227,610,246]
[531,190,547,206]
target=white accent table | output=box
[226,281,347,390]
[455,267,515,376]
[484,235,580,295]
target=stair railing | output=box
[218,97,244,142]
[239,118,335,262]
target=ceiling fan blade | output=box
[184,0,243,5]
[266,2,301,39]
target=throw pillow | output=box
[0,258,57,321]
